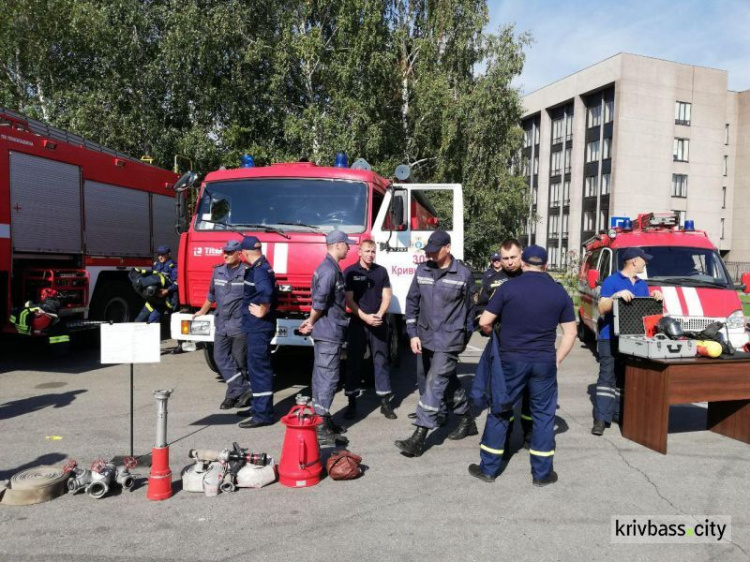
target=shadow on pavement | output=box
[0,390,87,421]
[0,453,69,480]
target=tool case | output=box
[614,297,696,359]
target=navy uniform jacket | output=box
[242,255,276,333]
[153,258,178,295]
[311,253,348,343]
[405,257,475,353]
[207,262,248,337]
[477,268,509,308]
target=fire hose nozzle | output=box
[220,473,237,493]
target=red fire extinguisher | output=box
[278,402,323,488]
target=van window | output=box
[598,249,612,279]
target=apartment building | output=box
[519,53,750,265]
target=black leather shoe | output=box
[447,414,478,440]
[468,464,496,483]
[344,397,357,420]
[235,390,253,408]
[220,397,237,410]
[238,418,272,429]
[592,420,606,436]
[407,412,417,419]
[324,415,347,435]
[171,344,184,355]
[394,426,428,457]
[380,396,397,420]
[533,471,558,487]
[316,424,348,446]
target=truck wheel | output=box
[90,282,141,323]
[203,343,219,373]
[577,312,594,344]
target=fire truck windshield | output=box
[618,246,733,289]
[195,178,368,234]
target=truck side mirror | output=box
[174,171,197,234]
[587,269,600,289]
[389,191,406,230]
[742,272,750,294]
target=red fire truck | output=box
[577,212,750,348]
[169,155,463,365]
[1,108,179,338]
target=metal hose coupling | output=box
[67,468,92,494]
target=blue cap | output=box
[326,230,356,245]
[621,247,653,262]
[423,230,451,253]
[156,245,170,255]
[240,236,262,251]
[521,245,548,266]
[490,252,501,261]
[223,240,242,252]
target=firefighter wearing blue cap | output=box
[237,236,278,429]
[394,229,477,458]
[470,245,577,487]
[593,246,663,436]
[299,229,355,446]
[135,245,178,323]
[194,240,252,411]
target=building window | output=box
[604,100,614,123]
[720,218,725,240]
[549,213,560,236]
[562,212,569,237]
[673,138,689,162]
[602,137,612,159]
[565,113,574,141]
[564,147,572,173]
[550,151,561,176]
[584,176,598,198]
[552,119,564,144]
[531,186,538,205]
[723,155,728,177]
[550,181,561,207]
[583,210,595,231]
[600,209,609,232]
[675,101,691,126]
[563,180,570,205]
[587,105,601,128]
[725,124,729,145]
[722,186,726,209]
[523,129,533,148]
[549,246,559,267]
[586,140,600,163]
[601,173,611,196]
[672,174,688,198]
[672,210,686,226]
[533,155,539,175]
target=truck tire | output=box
[203,343,219,373]
[90,281,142,323]
[577,312,595,344]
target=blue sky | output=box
[487,0,750,94]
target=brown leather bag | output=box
[326,450,363,480]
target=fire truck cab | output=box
[170,156,463,360]
[577,212,750,349]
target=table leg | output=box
[623,363,670,454]
[707,400,750,445]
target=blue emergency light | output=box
[241,154,255,168]
[684,220,695,231]
[334,152,348,168]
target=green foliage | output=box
[1,0,531,265]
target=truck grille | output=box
[276,277,311,312]
[672,316,724,332]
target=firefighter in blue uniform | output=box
[470,245,577,486]
[194,240,252,411]
[299,230,354,446]
[394,230,477,458]
[135,245,178,323]
[237,236,278,429]
[343,239,397,420]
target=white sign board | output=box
[100,323,161,364]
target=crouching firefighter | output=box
[394,230,477,458]
[9,288,69,349]
[131,246,178,323]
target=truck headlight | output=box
[181,319,211,336]
[726,310,745,330]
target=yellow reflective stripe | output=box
[166,301,174,309]
[529,449,555,457]
[509,416,515,422]
[49,335,70,344]
[521,414,533,421]
[480,444,504,456]
[145,302,154,312]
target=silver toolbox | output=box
[614,297,696,359]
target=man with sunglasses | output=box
[194,240,252,411]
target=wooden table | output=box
[622,356,750,454]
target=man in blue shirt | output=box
[343,239,396,420]
[472,245,577,487]
[592,247,663,436]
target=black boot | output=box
[380,395,397,420]
[394,426,428,457]
[322,415,348,445]
[344,396,357,420]
[447,414,478,440]
[316,423,338,447]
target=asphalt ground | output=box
[0,332,748,562]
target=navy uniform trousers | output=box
[246,325,275,423]
[479,360,557,481]
[415,349,469,429]
[215,333,249,399]
[594,338,623,423]
[312,339,343,416]
[345,321,391,397]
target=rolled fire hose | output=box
[0,466,69,506]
